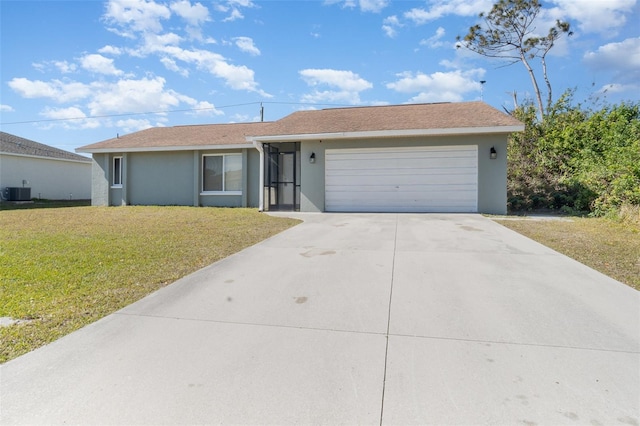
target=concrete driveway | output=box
[1,213,638,425]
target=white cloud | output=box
[419,26,447,49]
[300,69,373,91]
[8,78,92,102]
[186,100,224,116]
[40,106,85,120]
[222,8,244,21]
[99,0,267,96]
[80,54,124,76]
[300,69,373,104]
[9,74,226,128]
[227,0,255,6]
[584,37,640,72]
[53,60,78,73]
[103,0,171,36]
[98,45,124,56]
[584,37,640,89]
[404,0,493,24]
[141,32,183,53]
[597,83,640,95]
[386,69,486,103]
[1,104,14,112]
[39,106,101,130]
[360,0,388,13]
[160,57,189,76]
[234,36,260,55]
[170,0,210,39]
[115,118,157,132]
[382,15,401,38]
[170,0,209,26]
[32,61,77,74]
[87,76,184,116]
[323,0,355,9]
[325,0,388,13]
[215,0,255,22]
[547,0,635,35]
[32,62,46,73]
[153,45,269,96]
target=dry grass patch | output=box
[495,216,640,291]
[0,206,300,363]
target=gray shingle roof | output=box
[266,101,523,136]
[78,102,523,152]
[1,132,91,162]
[78,122,274,151]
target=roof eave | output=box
[247,125,525,142]
[1,151,91,163]
[77,143,255,154]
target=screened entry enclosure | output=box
[263,143,301,211]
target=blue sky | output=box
[1,0,639,154]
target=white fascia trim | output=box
[77,143,255,154]
[246,125,525,142]
[0,152,92,164]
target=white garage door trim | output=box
[325,145,478,213]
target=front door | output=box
[264,143,300,211]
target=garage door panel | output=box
[327,189,478,200]
[327,157,475,170]
[325,146,478,213]
[328,147,476,159]
[336,154,476,163]
[328,185,476,194]
[327,168,476,177]
[326,174,477,186]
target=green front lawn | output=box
[495,216,640,291]
[0,206,300,363]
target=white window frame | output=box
[201,154,242,195]
[112,156,123,188]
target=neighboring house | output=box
[0,132,92,201]
[77,102,524,214]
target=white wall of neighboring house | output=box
[0,153,92,200]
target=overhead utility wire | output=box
[0,101,353,126]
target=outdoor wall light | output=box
[490,147,497,160]
[309,152,316,163]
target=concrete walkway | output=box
[1,214,638,425]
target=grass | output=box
[495,215,640,291]
[0,199,91,210]
[0,206,300,363]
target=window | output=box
[113,156,122,187]
[202,154,242,193]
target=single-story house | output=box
[77,102,523,214]
[1,131,92,201]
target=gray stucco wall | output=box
[0,154,91,200]
[91,149,258,208]
[91,154,110,206]
[127,151,194,206]
[299,134,508,215]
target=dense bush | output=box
[508,93,640,216]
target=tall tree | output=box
[456,0,571,118]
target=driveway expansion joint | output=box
[389,332,640,355]
[113,311,388,337]
[379,214,399,426]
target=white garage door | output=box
[325,145,478,213]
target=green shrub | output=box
[508,94,640,216]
